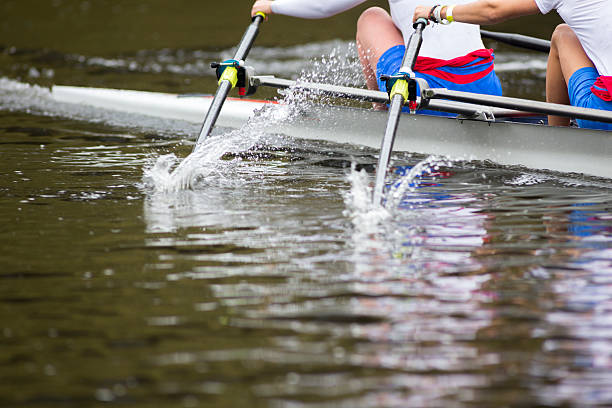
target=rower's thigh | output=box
[551,24,595,84]
[356,7,403,63]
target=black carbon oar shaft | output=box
[194,15,264,149]
[372,20,426,205]
[373,94,404,205]
[480,29,550,53]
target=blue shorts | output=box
[376,45,503,117]
[568,67,612,130]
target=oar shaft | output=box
[235,17,264,60]
[373,94,403,205]
[372,20,426,205]
[401,26,423,71]
[480,29,550,53]
[254,74,612,122]
[253,76,388,103]
[197,80,232,143]
[423,87,612,123]
[252,75,527,117]
[194,15,264,148]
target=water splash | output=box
[142,42,364,193]
[384,155,455,210]
[342,155,492,278]
[344,155,455,219]
[343,164,391,231]
[142,104,292,192]
[294,42,363,86]
[342,155,456,255]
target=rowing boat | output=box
[51,84,611,178]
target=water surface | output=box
[1,2,611,408]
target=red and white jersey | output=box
[270,0,486,60]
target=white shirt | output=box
[534,0,612,76]
[270,0,486,60]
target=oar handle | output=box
[413,18,428,29]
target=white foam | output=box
[142,102,295,192]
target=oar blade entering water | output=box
[372,19,427,206]
[372,94,403,205]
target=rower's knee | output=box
[358,7,389,25]
[357,7,393,48]
[357,7,390,37]
[550,24,577,51]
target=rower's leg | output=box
[356,7,404,97]
[546,24,595,126]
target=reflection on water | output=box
[540,246,612,406]
[135,137,612,406]
[1,106,612,405]
[1,2,611,407]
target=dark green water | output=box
[1,1,611,408]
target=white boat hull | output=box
[51,85,612,178]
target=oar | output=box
[422,87,612,123]
[252,75,525,118]
[250,75,612,123]
[194,13,266,150]
[372,18,428,205]
[480,29,550,53]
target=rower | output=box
[251,0,503,116]
[413,0,612,130]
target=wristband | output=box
[434,5,443,24]
[428,4,440,22]
[445,5,455,23]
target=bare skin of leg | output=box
[356,7,404,109]
[546,24,595,126]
